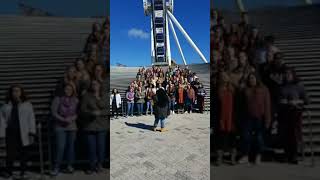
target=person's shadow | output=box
[125,122,154,131]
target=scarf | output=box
[58,96,78,118]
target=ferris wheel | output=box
[143,0,208,66]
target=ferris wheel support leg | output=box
[166,14,172,67]
[168,18,187,66]
[167,11,208,63]
[151,18,155,65]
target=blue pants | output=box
[136,103,144,115]
[127,102,134,116]
[154,117,166,128]
[54,129,76,169]
[146,101,153,114]
[241,118,265,155]
[169,99,175,111]
[85,131,107,169]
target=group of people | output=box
[0,18,109,179]
[110,65,207,120]
[51,18,109,176]
[211,10,309,165]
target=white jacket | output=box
[0,101,36,146]
[110,94,122,108]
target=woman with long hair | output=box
[110,89,121,119]
[278,68,309,164]
[55,66,78,97]
[126,87,135,117]
[135,86,145,116]
[185,84,195,113]
[75,58,91,97]
[239,73,271,165]
[153,89,170,132]
[167,82,176,114]
[176,83,185,114]
[80,80,108,174]
[0,85,36,179]
[216,72,236,165]
[51,84,79,176]
[145,85,155,115]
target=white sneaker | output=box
[256,155,262,165]
[238,156,249,164]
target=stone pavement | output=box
[110,113,210,180]
[0,169,109,180]
[212,160,320,180]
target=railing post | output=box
[236,0,246,13]
[308,110,315,167]
[37,121,45,180]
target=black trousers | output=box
[112,103,119,117]
[5,129,30,173]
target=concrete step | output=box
[0,62,73,69]
[0,58,76,65]
[0,70,65,78]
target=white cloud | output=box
[128,28,149,39]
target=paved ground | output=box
[213,160,320,180]
[110,113,210,180]
[0,169,109,180]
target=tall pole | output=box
[150,18,155,65]
[169,18,187,65]
[167,11,208,63]
[236,0,246,12]
[166,14,172,66]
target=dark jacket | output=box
[153,96,170,119]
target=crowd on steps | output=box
[0,17,110,179]
[211,10,309,166]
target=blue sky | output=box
[111,0,210,67]
[0,0,108,17]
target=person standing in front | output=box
[239,73,271,165]
[126,87,135,117]
[0,85,36,179]
[110,89,122,119]
[135,86,145,116]
[176,83,185,114]
[197,83,207,113]
[185,84,196,113]
[153,88,170,132]
[51,84,79,176]
[278,68,309,164]
[145,85,155,115]
[80,80,108,174]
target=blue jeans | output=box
[127,102,134,116]
[136,103,144,115]
[154,117,166,128]
[54,129,76,169]
[146,101,153,114]
[241,118,265,155]
[169,99,175,111]
[86,131,107,169]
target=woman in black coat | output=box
[153,88,170,132]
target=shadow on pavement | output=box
[125,122,154,131]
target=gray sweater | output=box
[80,92,108,131]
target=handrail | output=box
[37,121,46,180]
[307,109,315,167]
